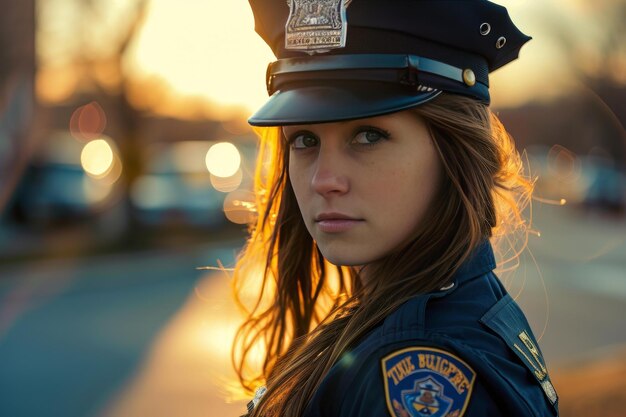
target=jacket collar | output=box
[451,239,497,286]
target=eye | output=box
[352,127,390,146]
[289,132,319,149]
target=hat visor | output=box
[248,81,441,126]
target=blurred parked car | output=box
[7,131,127,235]
[527,145,626,217]
[581,157,626,216]
[130,141,231,229]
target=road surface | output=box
[0,203,624,417]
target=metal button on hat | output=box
[463,69,477,87]
[248,0,531,126]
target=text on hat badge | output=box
[285,0,352,54]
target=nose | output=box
[311,145,349,196]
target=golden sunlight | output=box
[36,1,611,112]
[126,0,567,111]
[36,65,79,104]
[126,0,275,117]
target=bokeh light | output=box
[205,142,241,178]
[547,145,582,182]
[210,169,243,193]
[100,152,124,186]
[81,138,114,178]
[70,101,107,141]
[223,189,256,225]
[82,177,113,204]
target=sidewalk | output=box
[97,269,248,417]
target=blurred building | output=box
[0,0,36,215]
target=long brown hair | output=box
[231,94,534,416]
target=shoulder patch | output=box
[381,347,476,417]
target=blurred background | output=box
[0,1,624,416]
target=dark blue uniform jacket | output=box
[302,241,559,417]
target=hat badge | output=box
[285,0,352,55]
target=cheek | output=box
[288,156,299,186]
[373,155,441,232]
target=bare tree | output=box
[37,0,150,233]
[533,1,626,162]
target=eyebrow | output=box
[282,119,373,133]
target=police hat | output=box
[248,0,531,126]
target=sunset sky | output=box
[37,0,623,117]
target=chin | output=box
[318,248,372,267]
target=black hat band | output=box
[266,54,490,103]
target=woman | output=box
[232,1,559,416]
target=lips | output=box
[314,212,363,233]
[315,212,361,221]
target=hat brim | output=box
[248,81,441,126]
